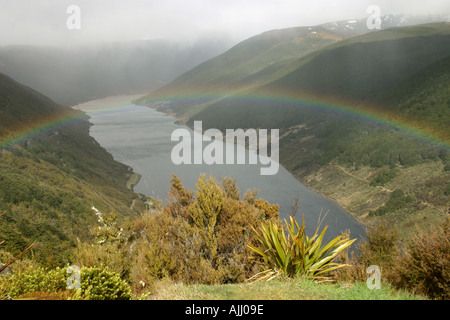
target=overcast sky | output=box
[0,0,449,47]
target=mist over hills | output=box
[320,13,450,36]
[0,38,232,106]
[1,12,446,108]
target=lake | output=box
[74,95,366,242]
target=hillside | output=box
[136,26,347,120]
[136,23,450,235]
[190,23,450,136]
[0,73,142,266]
[379,55,450,140]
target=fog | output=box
[0,0,448,106]
[0,0,449,47]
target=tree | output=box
[187,175,224,259]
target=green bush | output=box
[1,265,132,300]
[79,266,132,300]
[369,189,412,216]
[370,168,398,187]
[248,217,356,281]
[2,267,67,297]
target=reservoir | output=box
[74,95,366,243]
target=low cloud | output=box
[0,0,448,46]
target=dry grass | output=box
[146,277,423,300]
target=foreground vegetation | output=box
[147,278,423,300]
[1,175,448,300]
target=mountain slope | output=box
[136,22,450,235]
[136,26,347,120]
[189,23,450,140]
[265,23,450,105]
[378,55,450,140]
[0,73,142,266]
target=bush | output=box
[1,265,132,300]
[2,267,67,298]
[80,266,132,300]
[129,175,279,286]
[369,189,412,216]
[72,212,132,280]
[336,219,449,300]
[393,218,450,299]
[334,220,400,283]
[370,168,398,187]
[248,216,356,281]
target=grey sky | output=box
[0,0,449,46]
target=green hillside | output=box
[191,23,450,136]
[136,26,345,120]
[137,23,450,235]
[0,74,141,267]
[379,55,450,141]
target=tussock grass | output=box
[148,278,424,300]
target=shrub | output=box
[187,175,225,259]
[129,175,279,286]
[248,216,356,281]
[2,267,67,298]
[336,219,449,300]
[80,266,132,300]
[370,168,398,187]
[334,220,400,283]
[393,218,449,299]
[359,220,400,266]
[369,189,412,216]
[72,212,132,279]
[2,265,132,300]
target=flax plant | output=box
[248,216,355,282]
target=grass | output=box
[148,278,424,300]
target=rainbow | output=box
[0,110,84,149]
[143,88,450,149]
[1,91,449,151]
[0,96,142,149]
